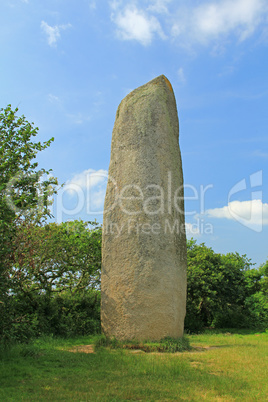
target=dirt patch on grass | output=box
[66,344,231,355]
[67,345,95,354]
[192,345,234,351]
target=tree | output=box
[186,240,223,330]
[244,261,268,329]
[12,220,102,298]
[0,104,58,342]
[185,239,256,331]
[0,104,57,222]
[2,220,102,339]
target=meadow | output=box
[0,329,267,401]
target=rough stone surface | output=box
[101,75,187,341]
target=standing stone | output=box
[101,75,187,340]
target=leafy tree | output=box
[244,261,268,328]
[0,104,58,342]
[185,240,256,331]
[186,239,222,329]
[0,104,57,223]
[1,220,102,341]
[12,220,102,298]
[0,105,57,264]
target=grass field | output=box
[0,329,267,401]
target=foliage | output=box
[11,220,102,297]
[0,220,102,343]
[0,105,58,343]
[185,239,268,332]
[0,104,57,252]
[244,262,268,328]
[2,290,100,341]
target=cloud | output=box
[185,222,200,237]
[147,0,172,14]
[48,94,60,104]
[41,21,72,47]
[172,0,267,45]
[205,200,268,231]
[177,67,186,84]
[53,169,108,220]
[252,150,268,158]
[63,169,108,214]
[218,65,235,77]
[89,1,96,10]
[194,0,264,42]
[111,5,166,46]
[90,187,107,209]
[65,169,108,194]
[47,91,103,124]
[109,0,268,48]
[109,0,123,11]
[66,112,92,125]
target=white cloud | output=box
[41,21,72,47]
[252,150,268,158]
[89,1,96,10]
[109,0,120,11]
[194,0,264,42]
[218,65,235,77]
[111,5,166,46]
[47,91,103,124]
[66,112,92,125]
[185,222,200,237]
[90,187,107,209]
[147,0,172,14]
[48,94,60,104]
[64,169,108,214]
[177,67,186,84]
[205,199,268,231]
[54,169,108,220]
[110,0,268,47]
[172,0,267,45]
[66,169,108,194]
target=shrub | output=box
[0,290,101,344]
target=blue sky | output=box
[1,0,268,266]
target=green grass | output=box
[94,334,191,353]
[0,330,267,401]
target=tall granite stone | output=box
[101,75,187,340]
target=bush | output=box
[245,292,268,329]
[212,306,252,329]
[184,304,204,333]
[0,290,101,344]
[185,240,267,332]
